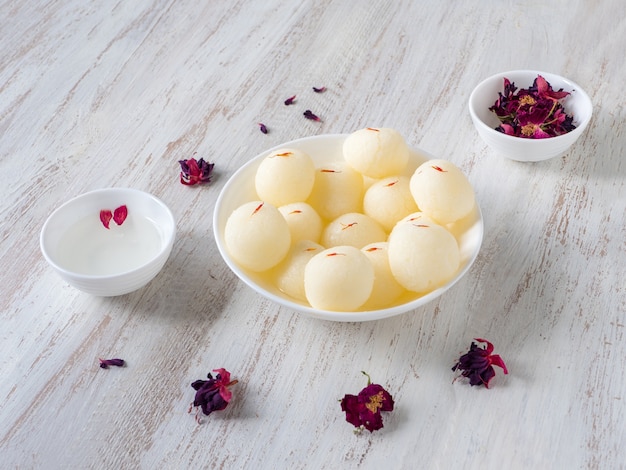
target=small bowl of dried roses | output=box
[469,70,592,162]
[40,188,176,296]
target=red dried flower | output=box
[100,205,127,229]
[452,338,508,388]
[258,123,268,134]
[99,358,125,369]
[284,95,296,106]
[179,157,214,186]
[303,109,321,121]
[189,368,238,422]
[340,371,394,433]
[312,86,326,93]
[489,75,576,138]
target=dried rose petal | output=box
[284,95,296,106]
[258,123,268,134]
[489,75,576,138]
[100,210,113,229]
[99,358,125,369]
[113,205,128,226]
[452,338,508,388]
[340,371,394,433]
[303,109,321,121]
[189,368,238,422]
[312,86,326,93]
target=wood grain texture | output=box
[1,0,625,468]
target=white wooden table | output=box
[2,1,625,468]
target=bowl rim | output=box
[468,69,593,144]
[213,133,484,322]
[40,187,176,280]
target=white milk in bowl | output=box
[55,214,162,275]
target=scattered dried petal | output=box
[284,95,296,106]
[452,338,508,388]
[340,371,394,433]
[312,86,326,93]
[179,157,215,186]
[100,210,113,229]
[189,368,238,422]
[258,123,268,134]
[113,205,128,226]
[303,109,321,121]
[99,358,125,369]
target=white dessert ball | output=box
[278,202,323,244]
[273,240,324,301]
[306,161,363,221]
[409,159,475,224]
[255,148,315,206]
[361,242,406,309]
[363,176,419,232]
[304,245,374,311]
[224,201,291,272]
[321,212,386,249]
[387,219,460,293]
[343,127,410,178]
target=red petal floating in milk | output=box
[113,205,128,226]
[100,210,113,229]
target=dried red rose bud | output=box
[189,368,238,423]
[179,157,215,186]
[340,371,394,433]
[99,358,125,369]
[452,338,508,388]
[303,109,321,121]
[312,86,326,93]
[284,95,296,105]
[258,123,268,134]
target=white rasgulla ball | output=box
[306,161,363,221]
[255,148,315,206]
[304,245,374,311]
[278,202,323,244]
[361,242,406,309]
[343,127,410,178]
[363,176,419,232]
[321,212,386,249]
[224,201,291,272]
[273,240,324,301]
[409,159,475,224]
[387,219,460,293]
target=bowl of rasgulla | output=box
[213,128,483,321]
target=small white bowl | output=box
[213,134,483,322]
[469,70,592,162]
[40,188,176,296]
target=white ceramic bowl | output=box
[40,188,176,296]
[469,70,592,162]
[213,134,483,322]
